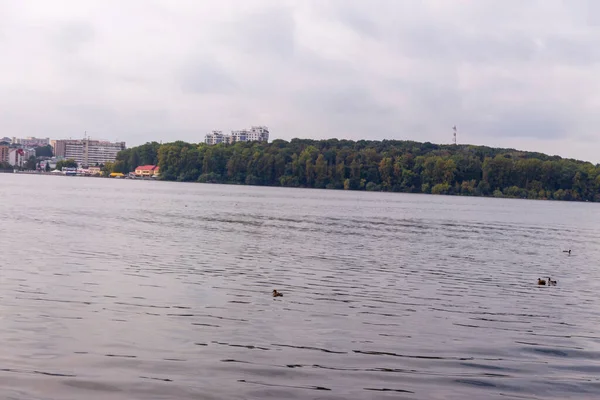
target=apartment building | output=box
[13,137,50,147]
[53,139,126,167]
[247,126,269,142]
[205,131,226,145]
[8,149,25,168]
[0,145,9,163]
[205,126,269,145]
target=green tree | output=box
[504,186,524,198]
[365,181,381,191]
[378,157,393,189]
[35,145,53,157]
[24,156,37,170]
[461,180,477,195]
[431,183,451,195]
[56,159,77,171]
[111,138,600,202]
[102,162,114,176]
[314,154,328,188]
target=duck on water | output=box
[538,277,557,286]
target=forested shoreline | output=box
[106,139,600,202]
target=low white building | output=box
[14,137,50,147]
[40,159,59,170]
[9,147,37,168]
[8,148,25,167]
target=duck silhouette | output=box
[272,289,283,297]
[538,278,547,286]
[563,249,571,255]
[547,277,557,286]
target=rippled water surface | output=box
[2,174,600,399]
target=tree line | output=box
[107,139,600,202]
[55,159,78,171]
[0,161,11,171]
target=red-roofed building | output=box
[135,165,160,177]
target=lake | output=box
[1,174,600,399]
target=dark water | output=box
[1,174,600,399]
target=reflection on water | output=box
[1,174,600,399]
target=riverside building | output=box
[52,139,126,167]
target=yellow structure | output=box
[135,165,154,176]
[88,166,102,175]
[135,165,159,177]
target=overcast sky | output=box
[1,0,599,161]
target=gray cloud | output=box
[0,0,599,162]
[52,22,95,54]
[471,107,571,140]
[180,58,239,95]
[395,27,539,64]
[221,5,296,59]
[295,84,394,117]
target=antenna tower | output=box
[452,125,457,145]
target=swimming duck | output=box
[538,278,547,286]
[272,290,283,297]
[547,277,557,286]
[563,249,571,255]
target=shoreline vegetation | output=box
[100,138,600,202]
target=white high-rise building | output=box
[230,130,248,143]
[53,139,126,166]
[205,131,225,145]
[204,126,269,145]
[247,126,269,142]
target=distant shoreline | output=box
[9,170,599,204]
[10,171,155,180]
[104,139,599,203]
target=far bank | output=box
[97,139,600,203]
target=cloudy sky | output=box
[1,0,599,161]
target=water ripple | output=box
[1,176,600,399]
